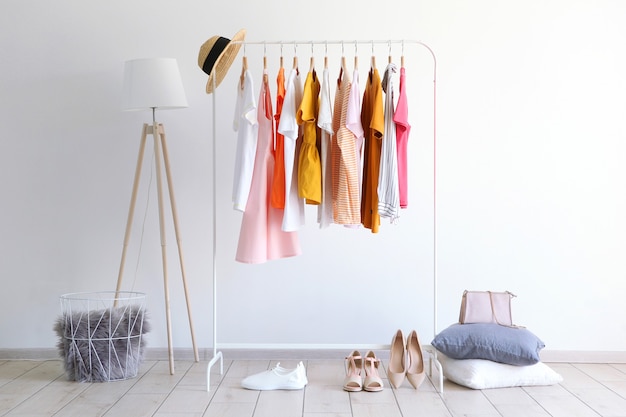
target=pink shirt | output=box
[393,66,411,209]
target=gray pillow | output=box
[431,323,545,366]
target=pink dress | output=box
[235,71,301,264]
[393,66,411,209]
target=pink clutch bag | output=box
[459,290,516,327]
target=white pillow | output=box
[438,353,563,390]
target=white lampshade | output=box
[122,58,188,111]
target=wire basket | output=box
[56,291,149,382]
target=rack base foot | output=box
[426,347,444,393]
[206,351,224,391]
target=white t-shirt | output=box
[232,70,258,212]
[317,67,334,229]
[278,68,305,231]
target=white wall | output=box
[1,0,625,355]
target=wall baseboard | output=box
[2,347,625,363]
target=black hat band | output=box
[202,37,230,76]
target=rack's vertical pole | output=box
[207,74,223,391]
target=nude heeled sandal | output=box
[387,329,406,389]
[363,351,384,392]
[406,330,426,389]
[343,350,363,392]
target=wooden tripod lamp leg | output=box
[152,122,176,375]
[115,124,149,303]
[159,126,200,363]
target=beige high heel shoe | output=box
[343,350,363,392]
[387,329,406,389]
[363,351,384,392]
[406,330,426,389]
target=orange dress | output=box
[360,67,384,233]
[270,67,286,209]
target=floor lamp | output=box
[117,58,199,375]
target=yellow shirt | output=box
[296,70,322,205]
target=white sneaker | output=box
[241,361,308,390]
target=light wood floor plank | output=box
[0,358,624,417]
[156,386,213,414]
[53,378,142,417]
[179,360,228,388]
[0,361,63,395]
[393,390,452,416]
[0,361,41,388]
[202,402,256,417]
[3,378,90,415]
[209,376,260,403]
[102,393,166,417]
[350,402,403,417]
[129,361,192,394]
[574,363,626,381]
[303,384,351,414]
[440,389,501,416]
[523,384,601,417]
[565,386,626,417]
[253,389,304,417]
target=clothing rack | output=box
[205,38,442,392]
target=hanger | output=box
[324,41,328,69]
[401,41,405,68]
[263,42,268,83]
[354,41,358,70]
[239,45,247,90]
[279,42,284,68]
[388,41,392,64]
[292,42,299,73]
[309,41,314,72]
[370,40,376,69]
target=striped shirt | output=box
[331,69,361,225]
[378,63,400,223]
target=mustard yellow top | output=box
[296,70,322,205]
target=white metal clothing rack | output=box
[205,38,442,392]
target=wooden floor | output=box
[1,358,625,417]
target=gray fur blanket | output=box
[54,305,150,382]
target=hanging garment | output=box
[236,70,301,264]
[394,65,411,209]
[360,66,384,233]
[378,63,400,223]
[296,69,322,204]
[270,66,286,209]
[278,68,305,231]
[317,66,334,228]
[346,67,364,199]
[331,67,361,225]
[232,68,258,212]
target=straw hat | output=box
[198,29,246,94]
